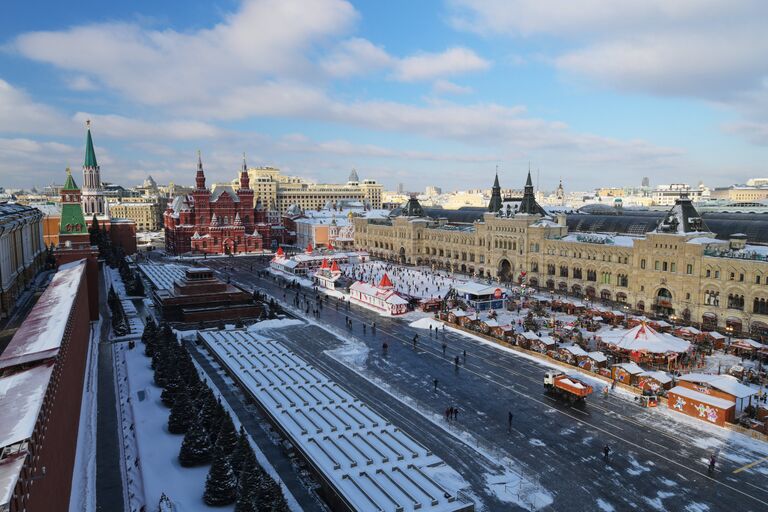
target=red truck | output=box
[544,370,593,402]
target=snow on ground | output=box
[596,498,615,512]
[122,343,228,512]
[245,318,304,332]
[410,317,444,330]
[188,346,303,512]
[267,326,556,511]
[342,262,466,299]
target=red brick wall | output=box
[13,262,91,512]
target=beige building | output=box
[710,186,768,202]
[225,167,383,213]
[109,199,162,231]
[354,173,768,338]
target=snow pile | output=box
[409,317,444,330]
[246,318,304,332]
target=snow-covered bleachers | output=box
[138,263,187,291]
[201,329,473,512]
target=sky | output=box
[1,0,767,193]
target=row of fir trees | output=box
[141,320,289,511]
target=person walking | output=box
[708,453,717,473]
[382,341,388,353]
[453,407,459,421]
[454,355,460,369]
[363,324,367,334]
[463,349,467,363]
[603,445,611,462]
[413,335,419,349]
[442,342,447,356]
[508,411,514,433]
[433,378,439,392]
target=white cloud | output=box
[72,112,222,140]
[321,38,393,77]
[0,137,80,187]
[65,76,98,91]
[393,47,490,82]
[448,0,768,142]
[0,79,72,135]
[432,79,473,95]
[14,0,358,106]
[722,121,768,146]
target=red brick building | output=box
[164,154,278,255]
[0,259,93,512]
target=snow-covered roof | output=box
[210,186,240,203]
[639,370,672,384]
[668,386,735,410]
[0,363,54,448]
[687,237,725,245]
[707,331,726,339]
[560,344,588,357]
[520,331,540,340]
[559,233,638,247]
[612,362,645,375]
[678,373,757,398]
[350,281,409,305]
[0,260,86,370]
[676,326,701,335]
[731,338,765,349]
[138,263,187,291]
[587,351,607,363]
[0,456,25,508]
[454,282,504,296]
[200,330,470,512]
[601,323,690,354]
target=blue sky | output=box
[1,0,767,192]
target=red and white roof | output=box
[601,323,690,354]
[350,281,409,305]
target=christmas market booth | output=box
[349,273,409,315]
[667,373,758,426]
[611,362,645,386]
[599,323,691,370]
[454,282,508,311]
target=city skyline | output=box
[1,0,767,192]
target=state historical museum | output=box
[164,154,276,255]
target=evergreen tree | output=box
[200,395,225,445]
[168,388,194,434]
[230,426,251,477]
[89,214,100,246]
[256,473,287,511]
[178,413,212,467]
[234,447,263,512]
[214,414,239,457]
[160,372,183,407]
[203,447,238,506]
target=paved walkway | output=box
[95,267,125,512]
[187,342,325,512]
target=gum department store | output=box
[353,171,768,338]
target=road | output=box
[169,255,768,511]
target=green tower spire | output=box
[84,120,98,168]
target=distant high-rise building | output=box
[397,183,405,194]
[641,177,650,187]
[425,186,442,196]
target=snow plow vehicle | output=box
[544,370,593,402]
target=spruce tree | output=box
[203,447,238,506]
[160,372,183,407]
[89,214,100,246]
[235,447,263,512]
[230,426,251,477]
[178,413,212,467]
[214,414,239,457]
[168,388,193,434]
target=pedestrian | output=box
[382,341,388,352]
[603,445,611,462]
[445,407,451,421]
[463,349,467,362]
[454,355,460,369]
[433,378,439,392]
[442,342,447,356]
[363,324,367,334]
[508,411,513,432]
[413,335,418,349]
[611,380,616,391]
[453,407,459,420]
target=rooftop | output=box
[0,260,86,370]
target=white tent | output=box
[601,323,690,354]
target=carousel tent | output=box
[601,323,690,354]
